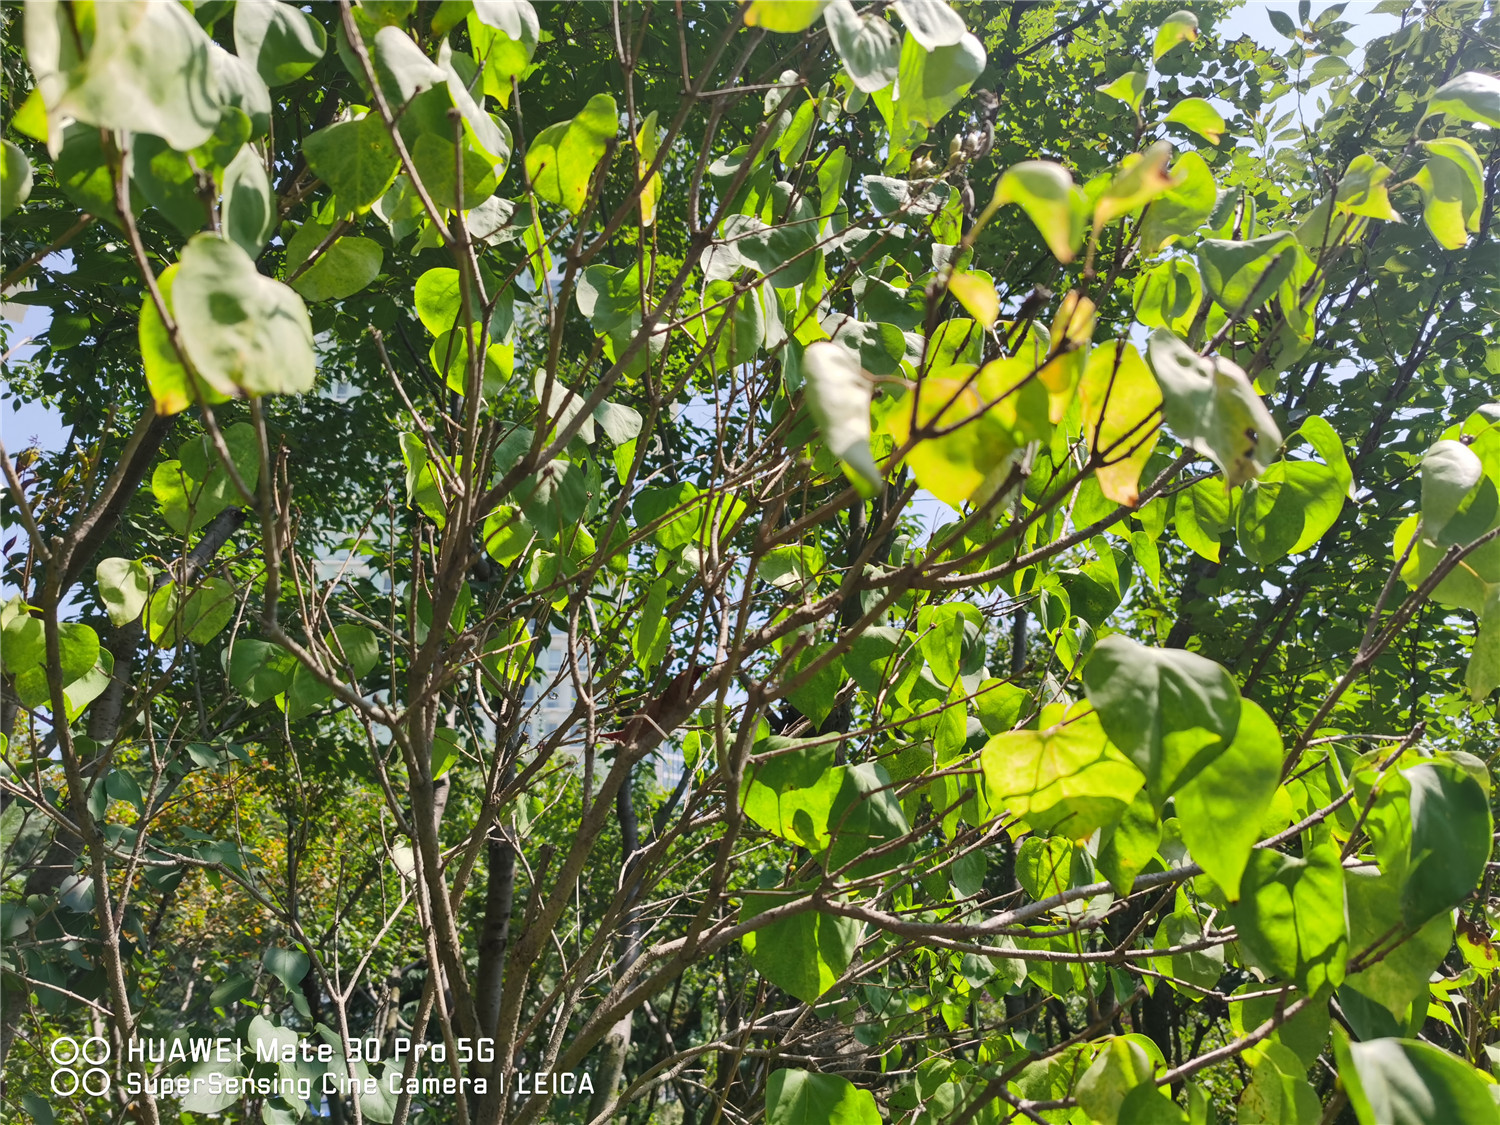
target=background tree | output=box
[2,2,1498,1124]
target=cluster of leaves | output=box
[2,2,1499,1125]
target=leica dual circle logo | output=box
[49,1036,112,1096]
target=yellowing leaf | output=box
[1415,137,1483,251]
[525,94,618,215]
[1153,10,1200,60]
[947,270,999,327]
[1036,291,1096,422]
[636,109,662,228]
[1094,141,1178,229]
[1334,154,1400,222]
[1081,342,1162,505]
[980,710,1147,840]
[743,0,831,32]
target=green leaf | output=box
[466,6,539,108]
[1337,1037,1500,1125]
[288,230,383,303]
[1153,10,1200,60]
[228,639,296,705]
[742,1,831,33]
[12,622,103,711]
[262,945,309,990]
[1421,439,1484,541]
[1098,789,1162,894]
[1152,908,1225,995]
[150,423,260,535]
[785,644,846,729]
[146,578,237,647]
[979,709,1147,840]
[0,139,32,219]
[1343,867,1453,1022]
[1198,231,1309,316]
[740,737,841,849]
[1227,829,1347,994]
[1414,137,1484,250]
[481,504,533,566]
[142,263,229,416]
[892,0,966,50]
[431,728,462,779]
[1140,151,1216,254]
[1082,633,1242,806]
[514,459,587,540]
[222,145,276,257]
[1133,258,1202,334]
[1118,1082,1189,1124]
[282,664,334,721]
[53,124,116,219]
[631,578,672,675]
[97,558,153,627]
[1146,328,1282,487]
[890,30,985,131]
[825,763,913,879]
[1237,416,1351,565]
[1422,71,1500,128]
[1174,700,1282,900]
[304,113,400,211]
[825,0,898,93]
[371,24,445,106]
[1078,1037,1156,1125]
[989,161,1083,263]
[742,891,858,1004]
[28,0,222,151]
[234,0,327,86]
[0,601,44,675]
[802,340,881,496]
[133,133,212,239]
[174,234,316,399]
[1099,70,1147,113]
[524,94,618,215]
[326,624,379,680]
[1173,478,1231,562]
[765,1068,881,1125]
[1399,759,1492,927]
[1237,1040,1322,1125]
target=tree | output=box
[2,1,1498,1123]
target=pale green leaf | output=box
[1146,328,1282,487]
[1422,71,1500,128]
[175,234,316,399]
[825,0,899,93]
[1081,633,1241,806]
[234,0,328,87]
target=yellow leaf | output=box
[743,0,830,32]
[1094,142,1179,230]
[636,110,662,228]
[1080,341,1163,505]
